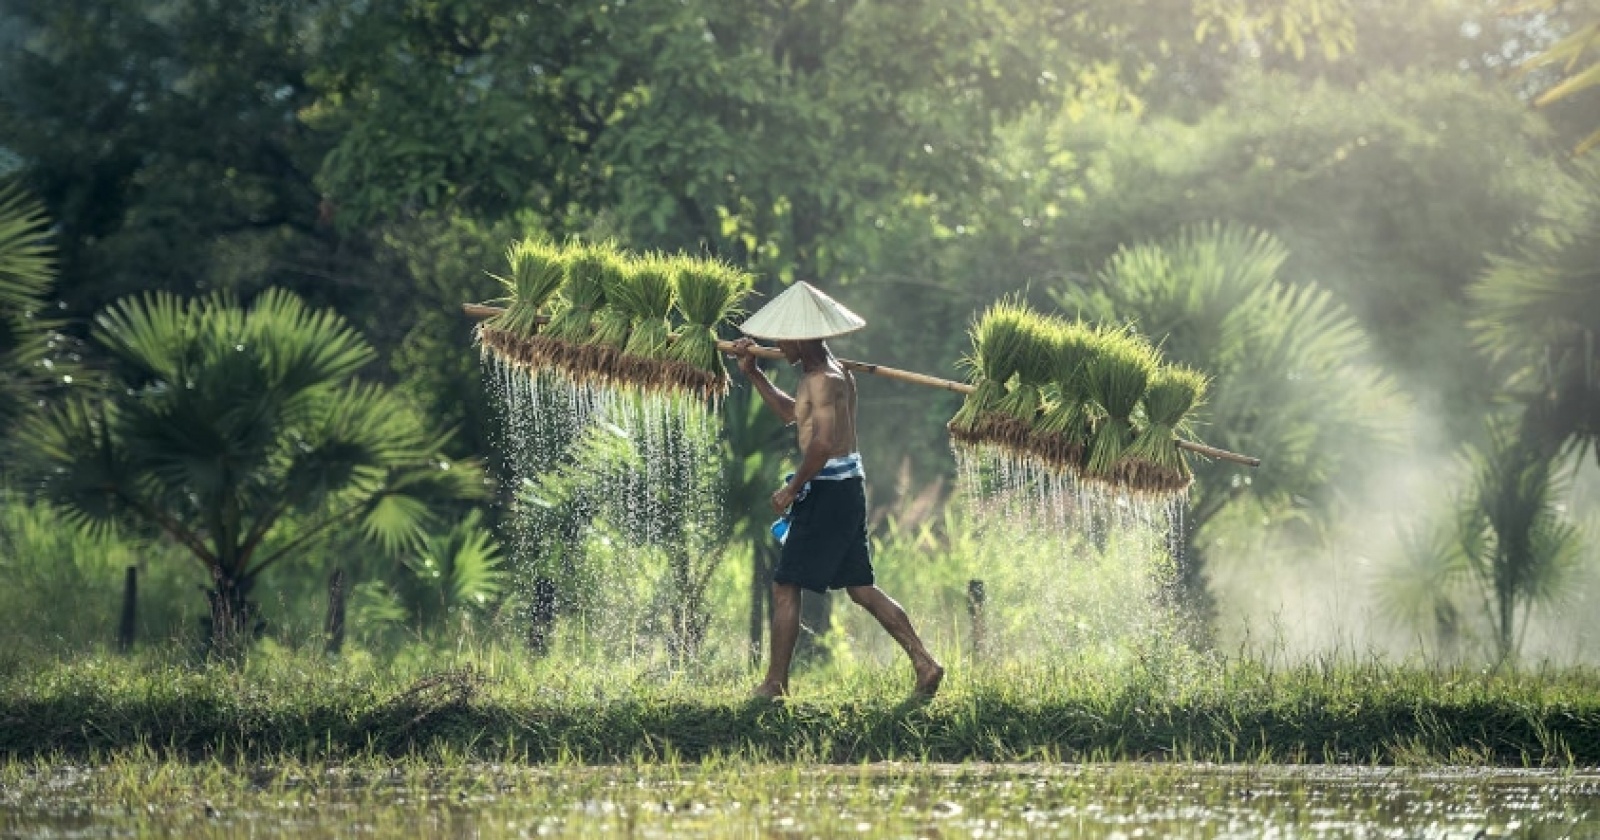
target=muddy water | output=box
[4,762,1596,838]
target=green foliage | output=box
[391,509,507,636]
[0,495,199,652]
[961,72,1559,439]
[0,181,60,435]
[1376,420,1588,664]
[1458,422,1587,662]
[1060,223,1402,519]
[20,289,488,649]
[1471,164,1600,462]
[0,0,329,315]
[374,211,543,467]
[1514,1,1600,154]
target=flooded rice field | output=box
[4,761,1597,838]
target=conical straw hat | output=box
[738,281,866,340]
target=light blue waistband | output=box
[813,452,865,481]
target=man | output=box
[727,281,944,700]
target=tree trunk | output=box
[324,568,347,655]
[203,569,261,657]
[117,566,138,654]
[525,575,559,655]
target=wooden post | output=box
[967,579,986,660]
[117,566,137,654]
[324,568,346,655]
[527,576,559,655]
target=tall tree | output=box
[21,289,486,652]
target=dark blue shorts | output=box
[774,477,874,594]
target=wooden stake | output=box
[463,303,1261,467]
[324,568,346,655]
[117,566,137,654]
[967,579,986,660]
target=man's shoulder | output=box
[801,368,850,392]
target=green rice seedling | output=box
[485,238,565,336]
[544,243,622,383]
[987,311,1058,453]
[544,243,612,344]
[480,238,567,371]
[663,254,754,399]
[571,259,637,385]
[612,253,678,389]
[1029,319,1099,472]
[948,298,1035,447]
[1123,363,1208,493]
[1082,326,1160,487]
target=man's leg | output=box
[845,585,945,697]
[755,582,802,697]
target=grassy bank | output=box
[4,645,1599,766]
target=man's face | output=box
[777,340,803,365]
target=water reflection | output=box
[4,762,1596,838]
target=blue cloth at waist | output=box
[773,453,864,544]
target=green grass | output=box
[4,644,1598,766]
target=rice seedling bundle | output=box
[544,244,612,344]
[986,312,1058,452]
[540,244,626,384]
[612,254,678,391]
[1122,363,1208,493]
[663,255,754,399]
[1028,319,1099,471]
[1081,327,1160,486]
[948,299,1036,447]
[480,238,567,371]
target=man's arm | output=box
[729,338,796,424]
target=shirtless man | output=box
[727,282,944,700]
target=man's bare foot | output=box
[912,662,945,699]
[751,681,787,701]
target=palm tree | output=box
[22,289,487,652]
[1052,223,1406,618]
[1457,420,1584,662]
[1471,165,1600,463]
[390,508,507,636]
[0,182,61,437]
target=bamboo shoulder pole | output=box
[463,303,1261,467]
